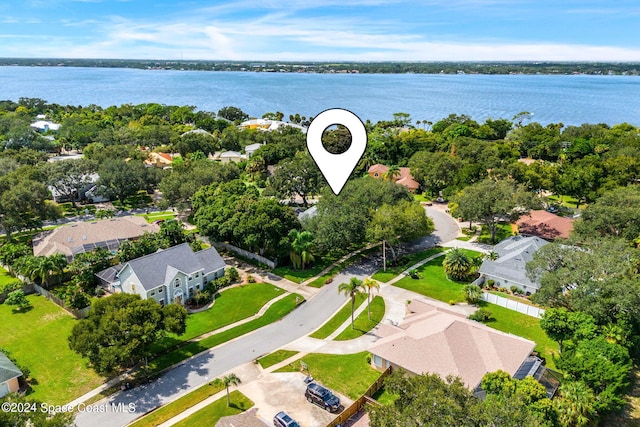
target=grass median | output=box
[257,350,299,369]
[128,381,225,427]
[172,390,254,427]
[149,293,304,373]
[310,293,367,339]
[335,296,385,340]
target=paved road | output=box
[74,261,378,427]
[74,206,458,427]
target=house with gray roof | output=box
[0,352,22,398]
[96,243,226,305]
[477,235,549,295]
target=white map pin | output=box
[307,108,367,195]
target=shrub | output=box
[246,274,256,283]
[409,269,420,279]
[463,284,483,304]
[325,278,333,285]
[510,285,519,294]
[487,279,495,287]
[226,267,240,283]
[443,249,472,281]
[448,300,456,305]
[469,308,493,322]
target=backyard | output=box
[0,265,20,288]
[0,294,105,404]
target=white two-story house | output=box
[96,243,226,305]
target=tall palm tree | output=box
[555,381,595,427]
[215,373,242,407]
[442,249,472,281]
[288,229,315,270]
[48,253,68,286]
[338,277,363,329]
[362,278,380,320]
[383,165,401,181]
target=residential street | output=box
[73,206,462,427]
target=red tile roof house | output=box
[516,210,574,240]
[367,164,420,192]
[368,300,535,390]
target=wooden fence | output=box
[325,367,392,427]
[32,283,91,318]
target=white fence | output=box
[481,292,545,319]
[212,242,277,269]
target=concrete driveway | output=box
[240,371,348,427]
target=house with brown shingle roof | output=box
[369,300,535,389]
[215,408,268,427]
[516,210,574,240]
[32,216,160,261]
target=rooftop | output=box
[369,300,535,389]
[33,216,160,259]
[516,210,574,240]
[0,352,22,384]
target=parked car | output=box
[273,411,300,427]
[305,383,341,412]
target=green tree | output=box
[43,158,95,207]
[217,106,248,123]
[383,165,401,181]
[287,229,315,270]
[555,381,595,427]
[158,219,191,247]
[366,200,434,268]
[97,158,150,203]
[453,178,539,244]
[362,278,380,320]
[5,289,30,310]
[409,151,462,196]
[266,151,324,206]
[442,249,472,281]
[68,293,188,374]
[0,394,75,426]
[214,373,242,407]
[462,284,482,304]
[338,277,364,329]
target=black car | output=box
[273,411,300,427]
[305,383,341,412]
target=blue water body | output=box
[1,66,639,126]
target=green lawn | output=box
[371,247,446,282]
[275,352,381,400]
[111,191,153,210]
[477,223,514,244]
[391,249,481,304]
[257,350,299,369]
[372,386,398,406]
[0,294,105,404]
[151,283,285,353]
[135,211,177,223]
[335,296,385,341]
[310,294,367,339]
[129,382,225,427]
[477,302,559,369]
[58,202,97,217]
[272,256,337,284]
[548,193,584,209]
[149,294,304,373]
[172,390,254,427]
[0,265,20,288]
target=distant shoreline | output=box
[1,58,639,76]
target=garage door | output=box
[0,381,9,398]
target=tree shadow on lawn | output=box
[112,351,215,414]
[10,305,33,314]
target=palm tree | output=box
[555,381,595,427]
[362,278,380,320]
[442,249,472,281]
[462,284,483,305]
[288,229,315,270]
[383,165,401,181]
[338,277,364,329]
[215,373,242,407]
[48,253,68,286]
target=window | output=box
[150,290,155,296]
[195,272,199,278]
[373,355,383,367]
[158,288,164,293]
[196,284,200,290]
[175,278,180,287]
[188,276,192,281]
[158,299,165,306]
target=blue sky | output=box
[1,0,640,61]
